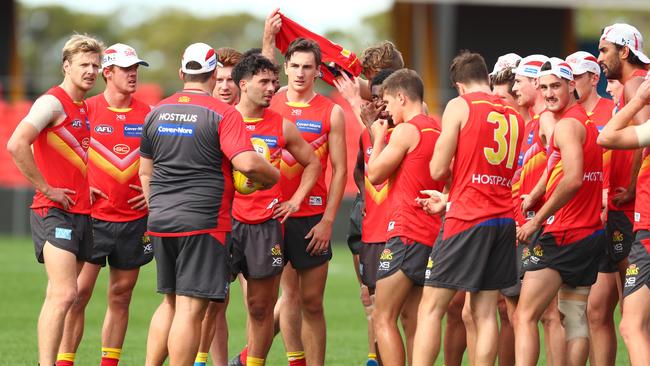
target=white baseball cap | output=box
[514,54,549,78]
[565,51,600,75]
[102,43,148,69]
[601,23,650,64]
[490,53,521,76]
[181,43,222,75]
[538,57,573,81]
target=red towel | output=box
[275,13,363,86]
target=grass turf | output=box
[0,236,629,365]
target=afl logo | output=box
[71,119,83,129]
[366,147,373,156]
[94,125,114,134]
[113,144,130,155]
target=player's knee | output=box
[248,298,273,323]
[558,288,589,341]
[300,295,324,317]
[48,284,78,310]
[586,299,611,327]
[108,281,135,309]
[618,314,640,342]
[461,303,474,327]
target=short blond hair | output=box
[62,34,104,64]
[361,41,404,75]
[217,47,243,67]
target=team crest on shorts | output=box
[271,244,282,256]
[380,249,393,261]
[625,264,639,288]
[142,233,153,254]
[533,244,544,257]
[612,230,624,244]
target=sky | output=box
[19,0,393,33]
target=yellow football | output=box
[233,137,270,195]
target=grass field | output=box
[0,236,629,365]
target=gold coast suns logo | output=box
[533,245,544,257]
[380,249,393,261]
[178,96,191,103]
[612,230,624,243]
[271,244,282,256]
[627,264,640,276]
[427,257,433,269]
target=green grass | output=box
[0,236,630,365]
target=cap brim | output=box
[104,59,149,68]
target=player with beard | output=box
[7,34,103,366]
[597,23,650,366]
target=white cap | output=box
[514,54,549,78]
[490,53,521,75]
[102,43,148,69]
[181,43,221,75]
[565,51,600,75]
[538,57,573,81]
[601,23,650,64]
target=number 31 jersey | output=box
[446,92,524,222]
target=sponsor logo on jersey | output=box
[157,124,195,136]
[113,144,130,155]
[546,215,555,225]
[95,124,114,134]
[116,114,126,121]
[178,96,191,103]
[246,124,256,131]
[158,112,198,123]
[124,124,143,137]
[296,120,322,134]
[291,109,302,116]
[253,135,279,148]
[309,196,323,206]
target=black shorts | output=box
[600,211,634,273]
[284,214,332,270]
[425,218,517,292]
[30,207,93,263]
[346,194,363,255]
[359,242,385,289]
[500,243,526,298]
[524,230,605,287]
[231,219,285,279]
[377,237,430,286]
[623,230,650,298]
[88,216,153,269]
[153,233,230,301]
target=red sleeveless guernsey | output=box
[31,86,91,214]
[544,104,603,244]
[270,91,335,217]
[445,92,524,231]
[611,71,647,217]
[361,127,391,243]
[513,111,548,225]
[386,115,444,246]
[87,94,150,222]
[232,109,285,224]
[588,97,615,200]
[632,68,650,234]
